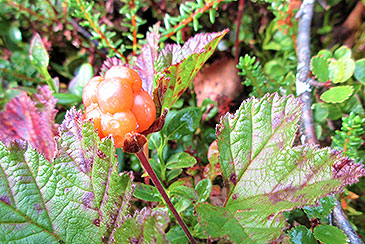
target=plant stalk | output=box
[136,150,196,244]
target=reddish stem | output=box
[234,0,245,64]
[136,150,196,244]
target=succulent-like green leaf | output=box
[287,226,317,244]
[196,93,365,243]
[311,56,329,82]
[329,58,355,83]
[313,225,348,244]
[0,108,134,243]
[154,30,228,109]
[354,59,365,83]
[195,179,212,202]
[320,85,354,103]
[113,208,169,243]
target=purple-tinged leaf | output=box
[154,29,228,110]
[0,86,57,162]
[112,208,169,243]
[0,108,134,243]
[196,93,365,243]
[134,23,161,95]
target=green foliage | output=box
[320,85,354,103]
[332,113,365,163]
[313,225,348,244]
[288,226,317,244]
[196,94,364,243]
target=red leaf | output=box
[0,86,58,161]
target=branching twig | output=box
[296,2,363,243]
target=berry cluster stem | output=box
[136,150,196,244]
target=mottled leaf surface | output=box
[0,86,57,162]
[154,30,228,109]
[0,108,134,243]
[196,93,365,243]
[113,208,169,243]
[134,23,161,95]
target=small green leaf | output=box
[163,107,201,140]
[69,63,94,97]
[312,103,329,122]
[195,179,212,201]
[327,103,343,120]
[318,49,332,59]
[303,196,336,219]
[167,169,183,182]
[133,183,161,202]
[320,85,354,103]
[170,185,199,201]
[311,56,329,82]
[166,152,197,169]
[313,225,348,244]
[354,59,365,83]
[334,46,352,59]
[288,226,317,244]
[29,33,49,68]
[329,58,355,83]
[53,93,82,105]
[166,226,189,244]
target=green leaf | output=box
[195,179,212,201]
[311,56,329,82]
[354,59,365,83]
[318,49,332,59]
[287,226,317,244]
[303,196,336,219]
[170,186,199,201]
[196,93,365,243]
[68,63,94,97]
[313,225,348,244]
[113,208,169,243]
[155,30,228,110]
[329,58,355,83]
[312,103,329,122]
[163,107,201,140]
[334,46,352,59]
[53,93,82,105]
[166,226,189,244]
[29,33,49,68]
[320,85,354,103]
[166,152,197,169]
[167,169,183,182]
[0,108,134,243]
[133,183,161,202]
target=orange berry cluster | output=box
[82,65,156,148]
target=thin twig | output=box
[296,2,363,243]
[136,150,196,244]
[234,0,245,64]
[162,0,224,40]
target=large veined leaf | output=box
[113,208,169,243]
[196,93,365,243]
[0,108,134,243]
[0,86,57,162]
[154,29,228,110]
